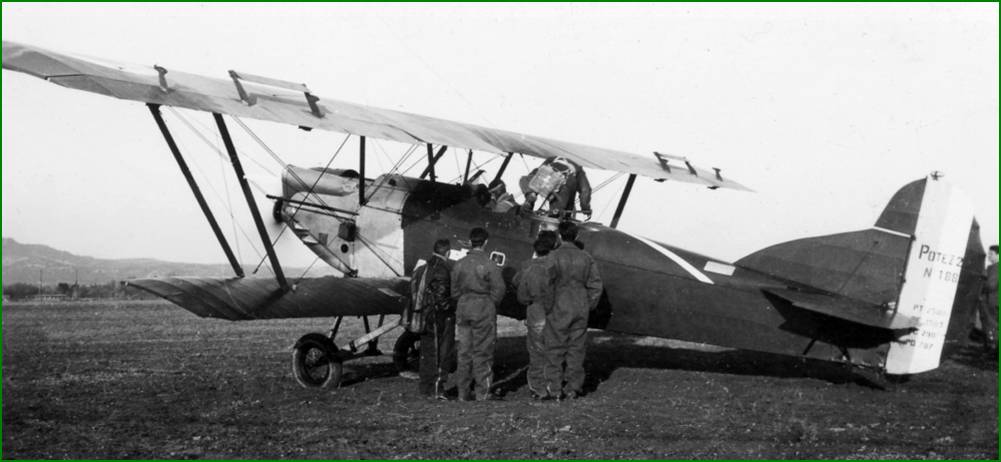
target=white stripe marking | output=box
[872,226,913,239]
[703,261,736,276]
[626,233,715,284]
[378,288,401,298]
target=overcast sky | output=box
[3,3,998,270]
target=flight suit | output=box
[411,254,456,397]
[519,159,593,217]
[548,163,592,217]
[544,244,602,397]
[979,262,998,351]
[451,248,506,399]
[513,255,557,396]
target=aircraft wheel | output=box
[292,333,343,389]
[393,330,421,372]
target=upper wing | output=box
[3,41,748,191]
[128,276,408,320]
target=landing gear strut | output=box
[290,315,404,389]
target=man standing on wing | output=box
[451,227,506,401]
[544,222,602,400]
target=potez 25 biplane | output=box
[3,41,986,389]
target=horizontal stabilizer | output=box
[129,276,408,321]
[765,288,919,331]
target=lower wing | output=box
[128,276,408,320]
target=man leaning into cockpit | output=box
[519,157,592,219]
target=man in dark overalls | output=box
[543,222,602,400]
[980,244,999,354]
[513,231,558,399]
[410,239,456,399]
[451,228,506,401]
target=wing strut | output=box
[463,149,473,183]
[359,136,367,206]
[212,113,290,293]
[423,143,438,182]
[147,104,245,278]
[420,145,449,180]
[610,174,637,229]
[491,152,514,185]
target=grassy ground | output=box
[2,301,997,459]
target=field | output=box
[2,301,997,459]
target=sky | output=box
[3,3,998,269]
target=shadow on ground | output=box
[334,329,997,394]
[480,331,899,396]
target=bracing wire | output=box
[592,172,625,193]
[355,234,403,277]
[166,107,278,178]
[364,143,419,202]
[252,134,352,274]
[294,256,323,285]
[219,138,242,264]
[400,148,431,176]
[597,177,626,223]
[165,110,265,260]
[448,153,502,184]
[230,116,290,175]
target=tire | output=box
[292,333,343,389]
[393,330,421,373]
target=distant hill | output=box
[2,238,307,285]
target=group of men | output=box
[405,222,602,402]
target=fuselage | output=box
[279,170,891,369]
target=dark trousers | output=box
[543,313,588,395]
[979,297,998,351]
[419,314,456,396]
[525,304,547,395]
[455,297,497,399]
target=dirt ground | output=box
[2,301,997,459]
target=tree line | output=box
[2,281,157,300]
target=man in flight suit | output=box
[411,239,456,399]
[519,157,593,219]
[979,244,999,354]
[544,222,602,400]
[451,227,506,401]
[513,231,558,399]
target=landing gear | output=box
[393,330,422,373]
[291,315,406,389]
[292,333,343,389]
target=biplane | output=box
[3,41,986,389]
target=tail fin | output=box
[737,174,984,374]
[882,176,982,374]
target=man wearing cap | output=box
[451,227,506,401]
[513,231,558,399]
[410,238,457,399]
[543,222,602,400]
